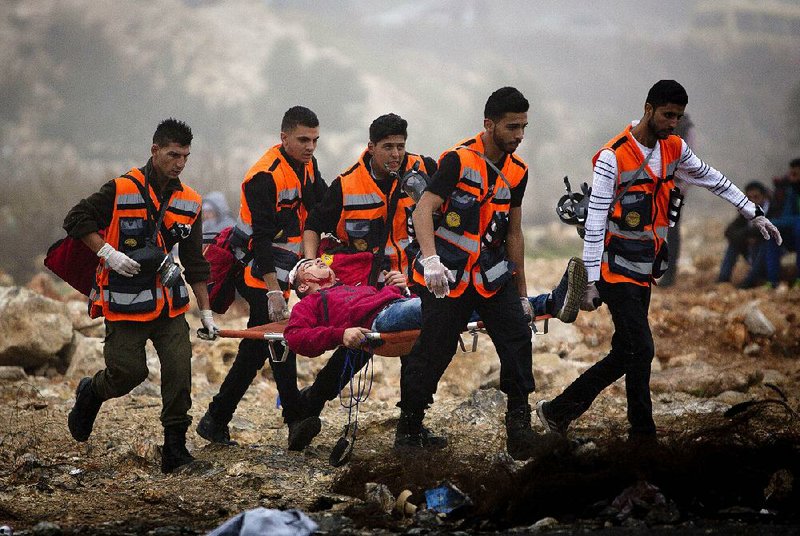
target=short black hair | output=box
[484,87,529,121]
[744,181,767,195]
[790,158,800,168]
[646,80,688,110]
[153,118,192,147]
[281,106,319,132]
[369,113,408,143]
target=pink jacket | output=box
[284,284,405,356]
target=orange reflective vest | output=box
[599,125,682,286]
[89,168,201,321]
[411,133,527,298]
[234,145,316,295]
[334,151,423,276]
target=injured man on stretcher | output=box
[283,257,587,357]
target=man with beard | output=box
[536,80,782,442]
[396,87,542,460]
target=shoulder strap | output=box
[122,173,172,244]
[456,146,512,205]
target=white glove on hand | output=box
[267,290,290,322]
[97,242,140,277]
[751,216,783,246]
[520,296,533,321]
[581,281,601,311]
[199,309,219,340]
[420,255,455,298]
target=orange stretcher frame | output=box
[212,315,551,360]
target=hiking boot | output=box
[549,257,587,323]
[287,415,322,451]
[161,424,195,474]
[394,409,447,450]
[505,403,542,460]
[536,399,569,436]
[299,386,325,420]
[68,377,103,442]
[196,411,237,446]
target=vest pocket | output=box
[118,217,146,253]
[431,238,470,289]
[344,218,384,252]
[274,208,301,243]
[271,246,301,290]
[618,192,652,231]
[652,242,670,279]
[443,191,479,236]
[477,245,513,291]
[171,279,190,309]
[605,235,655,282]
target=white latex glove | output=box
[97,242,140,277]
[751,216,783,246]
[519,296,534,321]
[199,309,219,340]
[581,281,601,311]
[267,290,290,322]
[420,255,455,298]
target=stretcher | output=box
[201,315,551,361]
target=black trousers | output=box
[399,282,534,413]
[207,272,361,424]
[547,279,656,436]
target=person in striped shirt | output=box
[536,80,782,442]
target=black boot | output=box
[68,377,104,442]
[505,403,540,460]
[287,415,322,451]
[196,411,237,446]
[394,409,447,450]
[161,424,195,474]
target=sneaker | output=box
[536,399,569,436]
[287,415,322,451]
[549,257,587,323]
[196,412,237,446]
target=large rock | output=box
[651,360,761,397]
[64,333,105,379]
[0,286,73,369]
[533,352,583,391]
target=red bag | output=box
[44,234,102,297]
[318,237,374,286]
[204,226,243,314]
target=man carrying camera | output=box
[64,118,218,474]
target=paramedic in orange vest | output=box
[197,106,329,451]
[397,87,541,460]
[63,119,217,473]
[536,80,782,441]
[297,113,438,423]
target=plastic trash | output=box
[424,481,472,515]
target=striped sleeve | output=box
[674,140,756,219]
[582,149,616,282]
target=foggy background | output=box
[2,0,799,281]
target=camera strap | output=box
[122,173,172,245]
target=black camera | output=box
[127,242,182,287]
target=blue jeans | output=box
[718,241,766,286]
[766,217,800,285]
[372,294,550,332]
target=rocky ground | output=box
[1,223,799,535]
